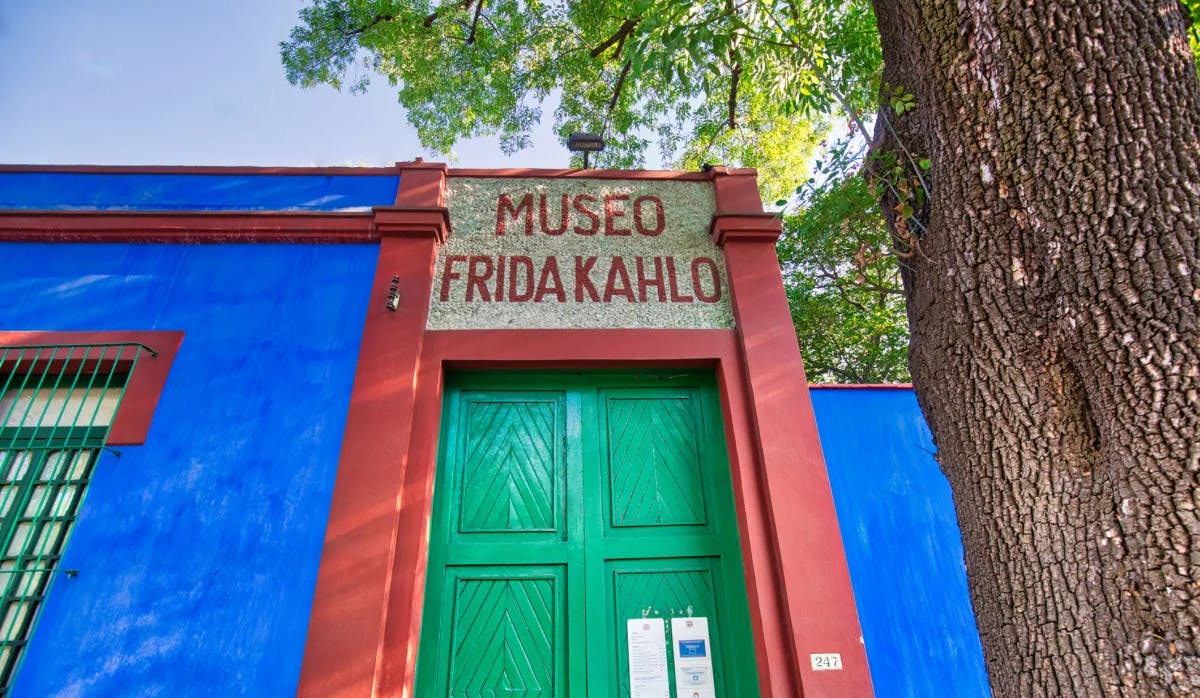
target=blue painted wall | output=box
[0,238,987,696]
[811,387,991,697]
[0,242,377,697]
[0,172,398,211]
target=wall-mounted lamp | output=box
[386,276,400,311]
[567,132,605,169]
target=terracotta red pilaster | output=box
[709,167,874,697]
[297,162,448,698]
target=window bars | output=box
[0,342,152,694]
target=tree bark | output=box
[869,1,1200,695]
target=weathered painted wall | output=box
[0,172,398,211]
[0,242,377,697]
[0,237,987,697]
[812,386,991,697]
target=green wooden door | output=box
[416,371,759,698]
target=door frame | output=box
[371,328,837,697]
[298,165,872,698]
[415,369,762,697]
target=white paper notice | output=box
[627,618,670,698]
[671,617,716,698]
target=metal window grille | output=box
[0,343,152,694]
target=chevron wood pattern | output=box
[447,575,559,698]
[611,565,719,698]
[460,399,558,533]
[606,396,707,527]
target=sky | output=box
[0,0,591,169]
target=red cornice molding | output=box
[0,210,378,243]
[0,207,454,244]
[709,212,783,247]
[447,167,713,180]
[0,164,400,175]
[0,163,754,181]
[372,206,450,244]
[0,164,774,245]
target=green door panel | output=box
[603,393,708,528]
[438,566,566,698]
[417,372,760,698]
[456,395,564,538]
[607,560,722,698]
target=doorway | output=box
[415,370,760,697]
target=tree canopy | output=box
[780,146,908,383]
[282,0,906,382]
[282,0,881,167]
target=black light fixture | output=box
[567,132,605,169]
[386,276,400,311]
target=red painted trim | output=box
[393,163,448,206]
[302,166,874,698]
[710,167,767,213]
[298,169,446,698]
[373,329,797,698]
[710,213,782,247]
[373,208,450,244]
[448,167,712,180]
[0,211,377,244]
[711,167,873,697]
[0,164,400,175]
[0,330,183,445]
[0,163,761,182]
[810,383,914,390]
[305,326,838,698]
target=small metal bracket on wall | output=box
[0,568,77,578]
[386,276,400,311]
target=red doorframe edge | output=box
[298,164,873,698]
[374,329,800,698]
[0,330,184,445]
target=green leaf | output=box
[281,0,905,383]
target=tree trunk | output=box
[869,1,1200,695]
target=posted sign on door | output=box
[671,617,717,698]
[627,618,670,698]
[627,616,719,698]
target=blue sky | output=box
[0,0,582,168]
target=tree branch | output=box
[466,0,485,43]
[608,60,632,116]
[824,364,867,384]
[424,0,476,28]
[348,13,396,37]
[591,18,639,58]
[725,0,741,130]
[727,61,741,128]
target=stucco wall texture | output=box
[0,242,376,697]
[0,239,987,697]
[431,177,734,329]
[812,387,991,698]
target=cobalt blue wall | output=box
[0,172,399,211]
[0,237,988,696]
[0,242,377,697]
[812,387,991,698]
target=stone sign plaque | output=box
[427,177,734,330]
